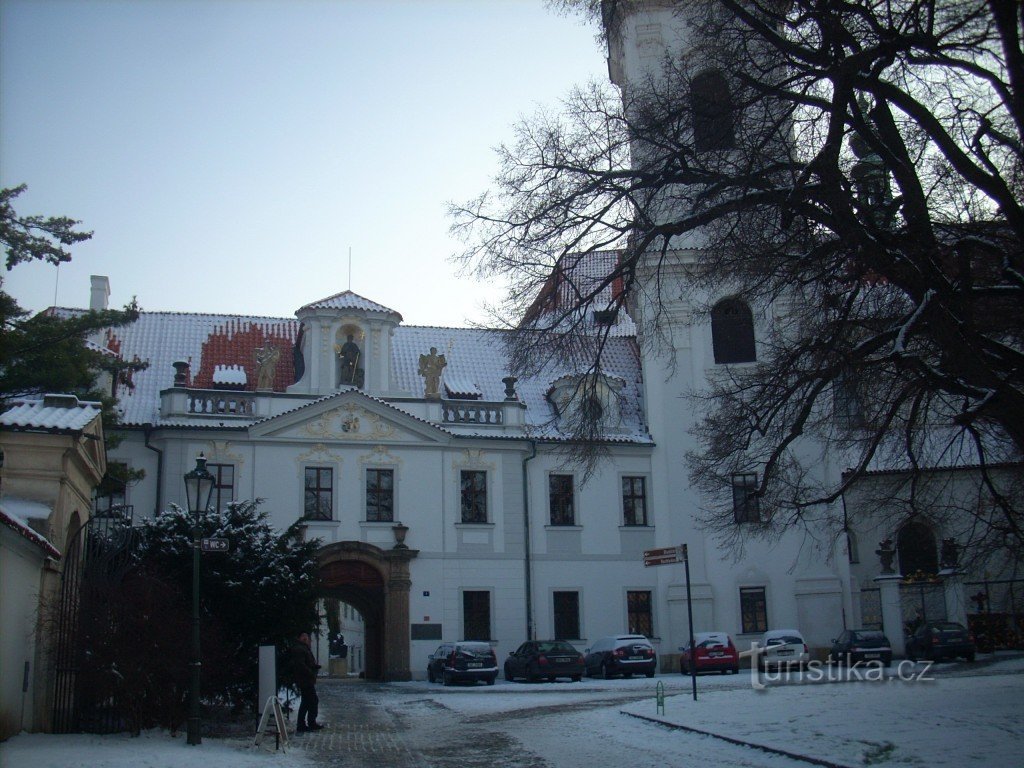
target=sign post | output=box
[643,543,698,701]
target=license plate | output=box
[628,655,643,660]
[709,652,724,658]
[467,662,483,668]
[777,649,794,656]
[863,653,880,659]
[552,657,570,663]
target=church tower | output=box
[603,0,851,651]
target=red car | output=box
[679,632,740,675]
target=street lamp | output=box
[184,453,214,746]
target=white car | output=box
[758,629,810,669]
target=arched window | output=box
[897,519,938,576]
[691,69,735,152]
[711,298,756,364]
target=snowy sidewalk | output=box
[620,666,1024,768]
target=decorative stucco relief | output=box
[359,444,403,466]
[296,443,344,466]
[204,440,245,467]
[452,448,495,471]
[304,403,397,441]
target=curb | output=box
[621,710,856,768]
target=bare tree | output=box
[452,0,1023,565]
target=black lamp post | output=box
[184,453,214,746]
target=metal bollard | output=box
[655,680,665,715]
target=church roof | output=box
[297,290,402,319]
[74,299,650,443]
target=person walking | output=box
[290,632,322,732]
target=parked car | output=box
[584,635,657,678]
[905,621,976,662]
[758,629,810,669]
[679,632,740,675]
[427,641,498,686]
[828,629,893,666]
[504,640,585,682]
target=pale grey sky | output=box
[0,0,606,326]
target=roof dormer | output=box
[287,291,402,398]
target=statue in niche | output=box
[335,333,364,387]
[254,344,280,390]
[418,346,447,400]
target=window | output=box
[622,476,648,526]
[94,462,128,517]
[627,590,653,637]
[691,69,735,152]
[732,473,761,523]
[847,530,860,564]
[460,470,487,523]
[208,463,234,513]
[711,298,756,364]
[549,474,575,526]
[366,468,394,522]
[553,591,581,640]
[304,467,333,520]
[740,587,768,634]
[833,371,865,427]
[463,591,491,641]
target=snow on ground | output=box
[0,731,313,768]
[2,657,1021,768]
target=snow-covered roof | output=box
[0,498,60,558]
[297,290,402,319]
[0,395,102,433]
[213,365,248,385]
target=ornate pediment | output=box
[303,403,398,441]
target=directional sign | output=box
[201,537,230,553]
[643,545,681,566]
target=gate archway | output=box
[316,541,416,681]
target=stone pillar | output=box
[874,575,905,656]
[940,569,969,627]
[383,550,416,681]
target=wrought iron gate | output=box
[900,579,946,636]
[859,587,882,630]
[52,507,138,733]
[965,578,1024,651]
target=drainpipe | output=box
[143,424,164,516]
[521,440,537,640]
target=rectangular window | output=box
[553,591,581,640]
[627,590,653,637]
[549,474,575,526]
[462,591,491,641]
[740,587,768,634]
[208,463,234,513]
[366,468,394,522]
[94,461,128,517]
[833,372,864,427]
[460,470,487,523]
[732,473,760,523]
[304,467,333,520]
[622,476,648,526]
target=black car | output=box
[584,635,657,678]
[828,629,893,666]
[906,621,976,662]
[504,640,585,682]
[427,641,498,685]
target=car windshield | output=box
[933,623,966,633]
[537,641,577,654]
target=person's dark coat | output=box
[289,639,318,687]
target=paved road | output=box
[289,678,813,768]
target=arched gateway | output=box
[316,541,417,681]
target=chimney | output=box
[90,275,110,311]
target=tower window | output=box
[691,69,735,152]
[711,298,756,364]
